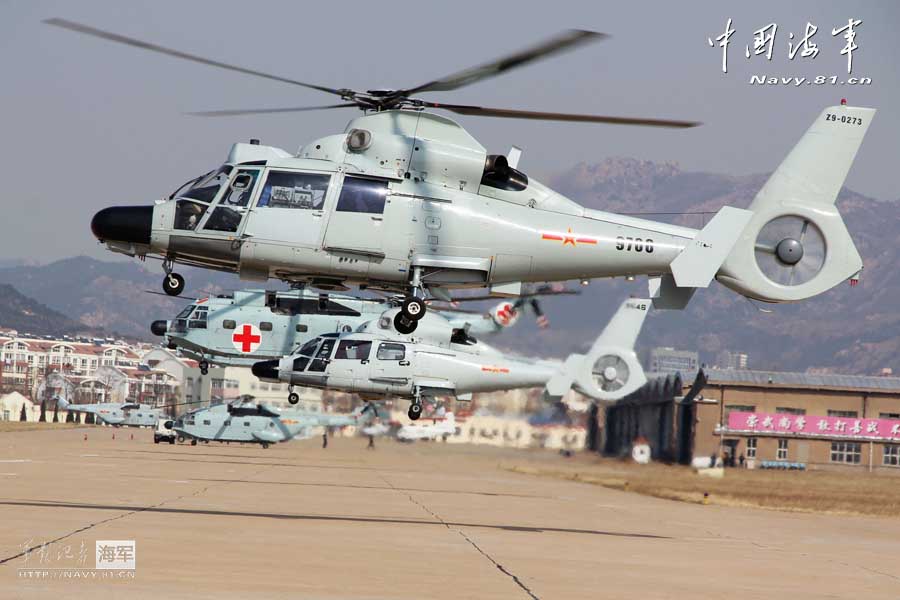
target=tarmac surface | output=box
[1,427,899,599]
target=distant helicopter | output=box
[252,297,650,420]
[151,287,565,374]
[56,396,162,427]
[171,397,376,448]
[48,19,875,332]
[397,413,459,443]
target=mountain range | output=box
[0,157,895,375]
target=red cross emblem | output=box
[232,324,262,353]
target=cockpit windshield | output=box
[172,166,234,231]
[298,338,320,357]
[171,166,233,202]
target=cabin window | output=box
[223,320,236,330]
[336,177,388,214]
[298,338,320,356]
[335,340,372,361]
[244,421,250,427]
[203,419,211,425]
[376,342,405,361]
[257,171,330,210]
[292,356,310,372]
[296,324,308,333]
[259,322,273,331]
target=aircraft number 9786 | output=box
[615,236,654,253]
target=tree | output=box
[19,403,27,422]
[39,399,46,422]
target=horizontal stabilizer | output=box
[670,206,752,288]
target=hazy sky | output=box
[2,0,897,262]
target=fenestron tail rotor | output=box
[592,355,631,393]
[754,216,826,286]
[44,19,700,129]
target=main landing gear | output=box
[407,388,423,421]
[394,268,427,335]
[161,260,185,296]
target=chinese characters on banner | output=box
[728,411,900,440]
[708,19,862,73]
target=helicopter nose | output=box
[252,360,280,381]
[91,206,153,244]
[150,320,168,336]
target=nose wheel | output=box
[162,272,185,296]
[288,386,299,405]
[199,360,209,376]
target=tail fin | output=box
[718,104,875,302]
[55,396,70,410]
[545,298,650,402]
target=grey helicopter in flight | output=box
[49,20,875,333]
[151,287,564,374]
[171,397,377,448]
[252,296,650,420]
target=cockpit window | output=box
[180,166,233,203]
[257,171,330,210]
[174,200,208,231]
[308,338,336,372]
[204,169,260,233]
[298,338,320,357]
[335,340,372,361]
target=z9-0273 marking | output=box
[615,236,654,253]
[825,113,863,125]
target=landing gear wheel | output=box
[401,297,426,321]
[393,313,418,335]
[288,392,300,405]
[199,360,209,376]
[261,442,269,449]
[163,272,185,296]
[190,439,197,446]
[408,402,422,421]
[177,435,185,443]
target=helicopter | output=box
[171,397,376,448]
[252,296,650,420]
[151,287,566,374]
[55,396,162,427]
[49,20,875,332]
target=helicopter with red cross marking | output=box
[48,19,876,333]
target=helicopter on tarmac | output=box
[151,287,566,374]
[171,397,377,448]
[252,296,651,420]
[50,20,876,332]
[55,396,162,427]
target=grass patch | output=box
[503,454,900,518]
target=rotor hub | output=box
[602,366,618,382]
[775,238,804,265]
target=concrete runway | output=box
[1,427,898,599]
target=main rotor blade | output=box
[187,103,359,117]
[44,18,343,96]
[400,29,607,96]
[426,102,701,128]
